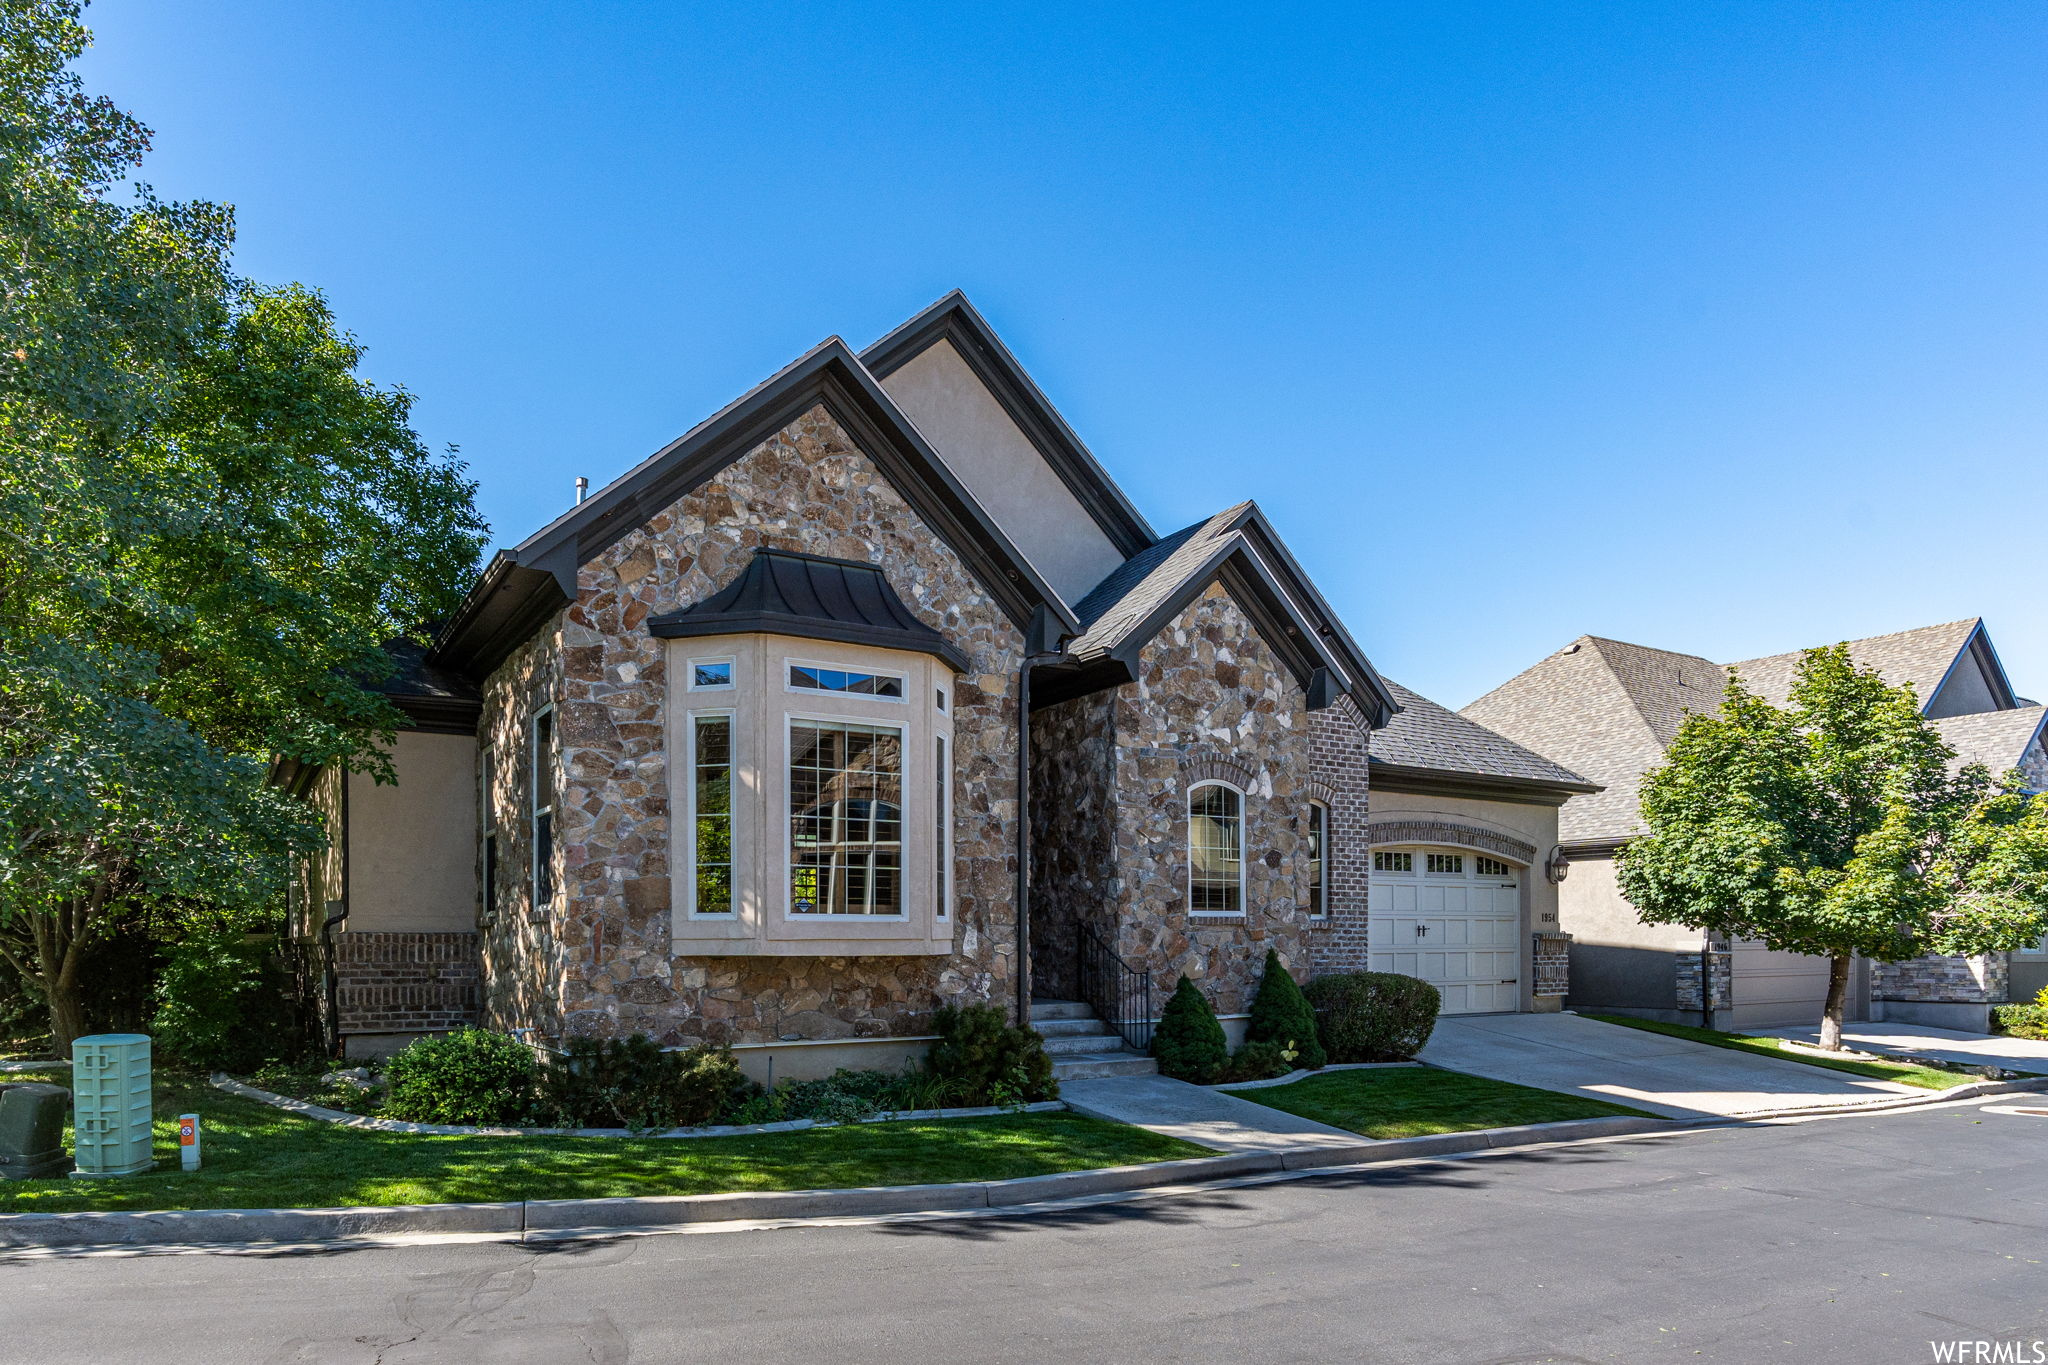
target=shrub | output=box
[153,932,304,1072]
[727,1066,973,1126]
[382,1029,540,1125]
[1245,949,1326,1070]
[541,1035,753,1130]
[1221,1037,1298,1083]
[1992,986,2048,1041]
[1304,971,1441,1062]
[927,1003,1058,1105]
[1152,976,1229,1083]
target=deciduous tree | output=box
[1618,646,2048,1049]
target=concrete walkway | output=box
[1060,1074,1363,1153]
[1757,1020,2048,1075]
[1419,1012,1925,1120]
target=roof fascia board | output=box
[1963,621,2020,711]
[860,292,1156,558]
[1091,538,1381,717]
[1227,509,1398,725]
[431,340,1074,677]
[1366,759,1597,806]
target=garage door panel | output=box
[1370,845,1522,1016]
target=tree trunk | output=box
[1818,953,1852,1051]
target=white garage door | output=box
[1369,847,1521,1014]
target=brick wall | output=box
[1533,932,1571,997]
[1307,691,1372,977]
[333,931,481,1035]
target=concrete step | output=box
[1030,998,1095,1022]
[1033,1016,1118,1039]
[1052,1050,1159,1081]
[1039,1031,1124,1055]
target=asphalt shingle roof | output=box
[1932,706,2048,780]
[1729,618,1981,709]
[1067,505,1246,659]
[1465,619,2021,843]
[1372,680,1594,790]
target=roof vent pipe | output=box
[575,476,589,505]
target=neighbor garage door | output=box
[1369,847,1521,1014]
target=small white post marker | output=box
[178,1113,201,1172]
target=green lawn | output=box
[1222,1066,1654,1139]
[1581,1014,1988,1090]
[0,1069,1209,1214]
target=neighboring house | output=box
[1465,619,2048,1030]
[287,291,1594,1070]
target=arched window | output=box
[1188,782,1245,915]
[1306,801,1329,918]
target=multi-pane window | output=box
[934,735,949,919]
[1475,856,1512,878]
[531,708,556,907]
[789,721,903,916]
[1189,783,1244,914]
[480,747,498,923]
[692,716,734,915]
[790,665,904,698]
[691,659,733,689]
[1426,852,1464,875]
[1306,802,1328,917]
[1374,850,1413,873]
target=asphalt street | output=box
[3,1102,2044,1364]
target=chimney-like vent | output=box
[575,476,589,505]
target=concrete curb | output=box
[0,1114,1673,1250]
[1706,1073,2048,1121]
[208,1075,1065,1137]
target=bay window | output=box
[669,633,954,956]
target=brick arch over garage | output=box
[1366,819,1537,866]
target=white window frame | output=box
[1187,779,1248,918]
[685,708,738,918]
[479,744,497,925]
[783,711,911,921]
[934,732,951,920]
[687,656,736,691]
[1306,800,1329,919]
[784,658,910,703]
[531,704,556,910]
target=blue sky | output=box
[78,2,2048,707]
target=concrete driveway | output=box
[1418,1011,1926,1119]
[1758,1020,2048,1075]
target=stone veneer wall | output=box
[1066,581,1359,1016]
[332,931,481,1034]
[1028,690,1119,1002]
[2021,734,2048,793]
[476,403,1025,1046]
[1874,953,2007,1005]
[1674,945,1734,1013]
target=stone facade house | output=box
[291,293,1595,1072]
[1465,618,2048,1031]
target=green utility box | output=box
[0,1083,70,1180]
[71,1033,154,1177]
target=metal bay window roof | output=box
[647,548,971,673]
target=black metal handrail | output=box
[1077,923,1153,1052]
